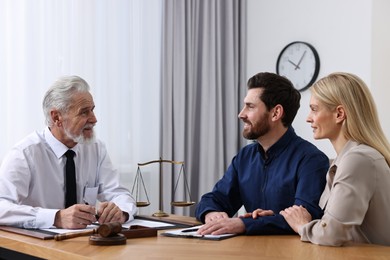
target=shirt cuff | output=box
[36,208,59,228]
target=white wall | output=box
[247,0,378,159]
[372,0,390,139]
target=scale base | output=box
[152,210,169,217]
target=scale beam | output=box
[131,157,195,217]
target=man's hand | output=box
[279,205,312,233]
[54,204,97,229]
[97,201,127,224]
[240,208,275,219]
[204,211,229,223]
[197,217,245,235]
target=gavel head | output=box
[97,222,122,237]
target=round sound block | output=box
[89,233,126,246]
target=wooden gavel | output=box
[54,222,122,241]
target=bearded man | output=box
[0,76,136,229]
[195,72,329,236]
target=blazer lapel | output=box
[319,165,337,209]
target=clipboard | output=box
[0,226,57,240]
[0,224,158,241]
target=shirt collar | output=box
[257,126,296,160]
[44,127,77,159]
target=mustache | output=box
[83,124,95,130]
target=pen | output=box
[84,201,100,220]
[181,228,199,233]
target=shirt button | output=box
[321,222,327,227]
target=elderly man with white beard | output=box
[0,75,137,229]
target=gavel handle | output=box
[54,228,97,241]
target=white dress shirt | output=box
[0,127,137,228]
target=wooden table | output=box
[1,215,390,260]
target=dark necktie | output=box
[64,150,77,208]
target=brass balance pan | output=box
[136,201,150,207]
[171,201,195,207]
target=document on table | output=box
[41,225,95,234]
[40,218,174,234]
[0,218,175,240]
[161,225,236,240]
[123,219,174,229]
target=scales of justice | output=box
[131,157,195,217]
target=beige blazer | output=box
[299,141,390,246]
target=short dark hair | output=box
[247,72,301,127]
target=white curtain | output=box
[0,0,162,214]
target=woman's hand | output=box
[280,205,312,233]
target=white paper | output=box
[40,219,174,234]
[41,225,96,234]
[161,225,236,240]
[123,219,174,228]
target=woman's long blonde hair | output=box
[310,72,390,166]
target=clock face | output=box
[276,41,320,92]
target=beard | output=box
[242,112,270,140]
[64,124,96,144]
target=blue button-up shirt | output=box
[195,127,329,235]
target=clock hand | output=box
[295,50,307,70]
[288,59,300,69]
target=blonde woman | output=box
[280,72,390,246]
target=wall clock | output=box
[276,41,320,92]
